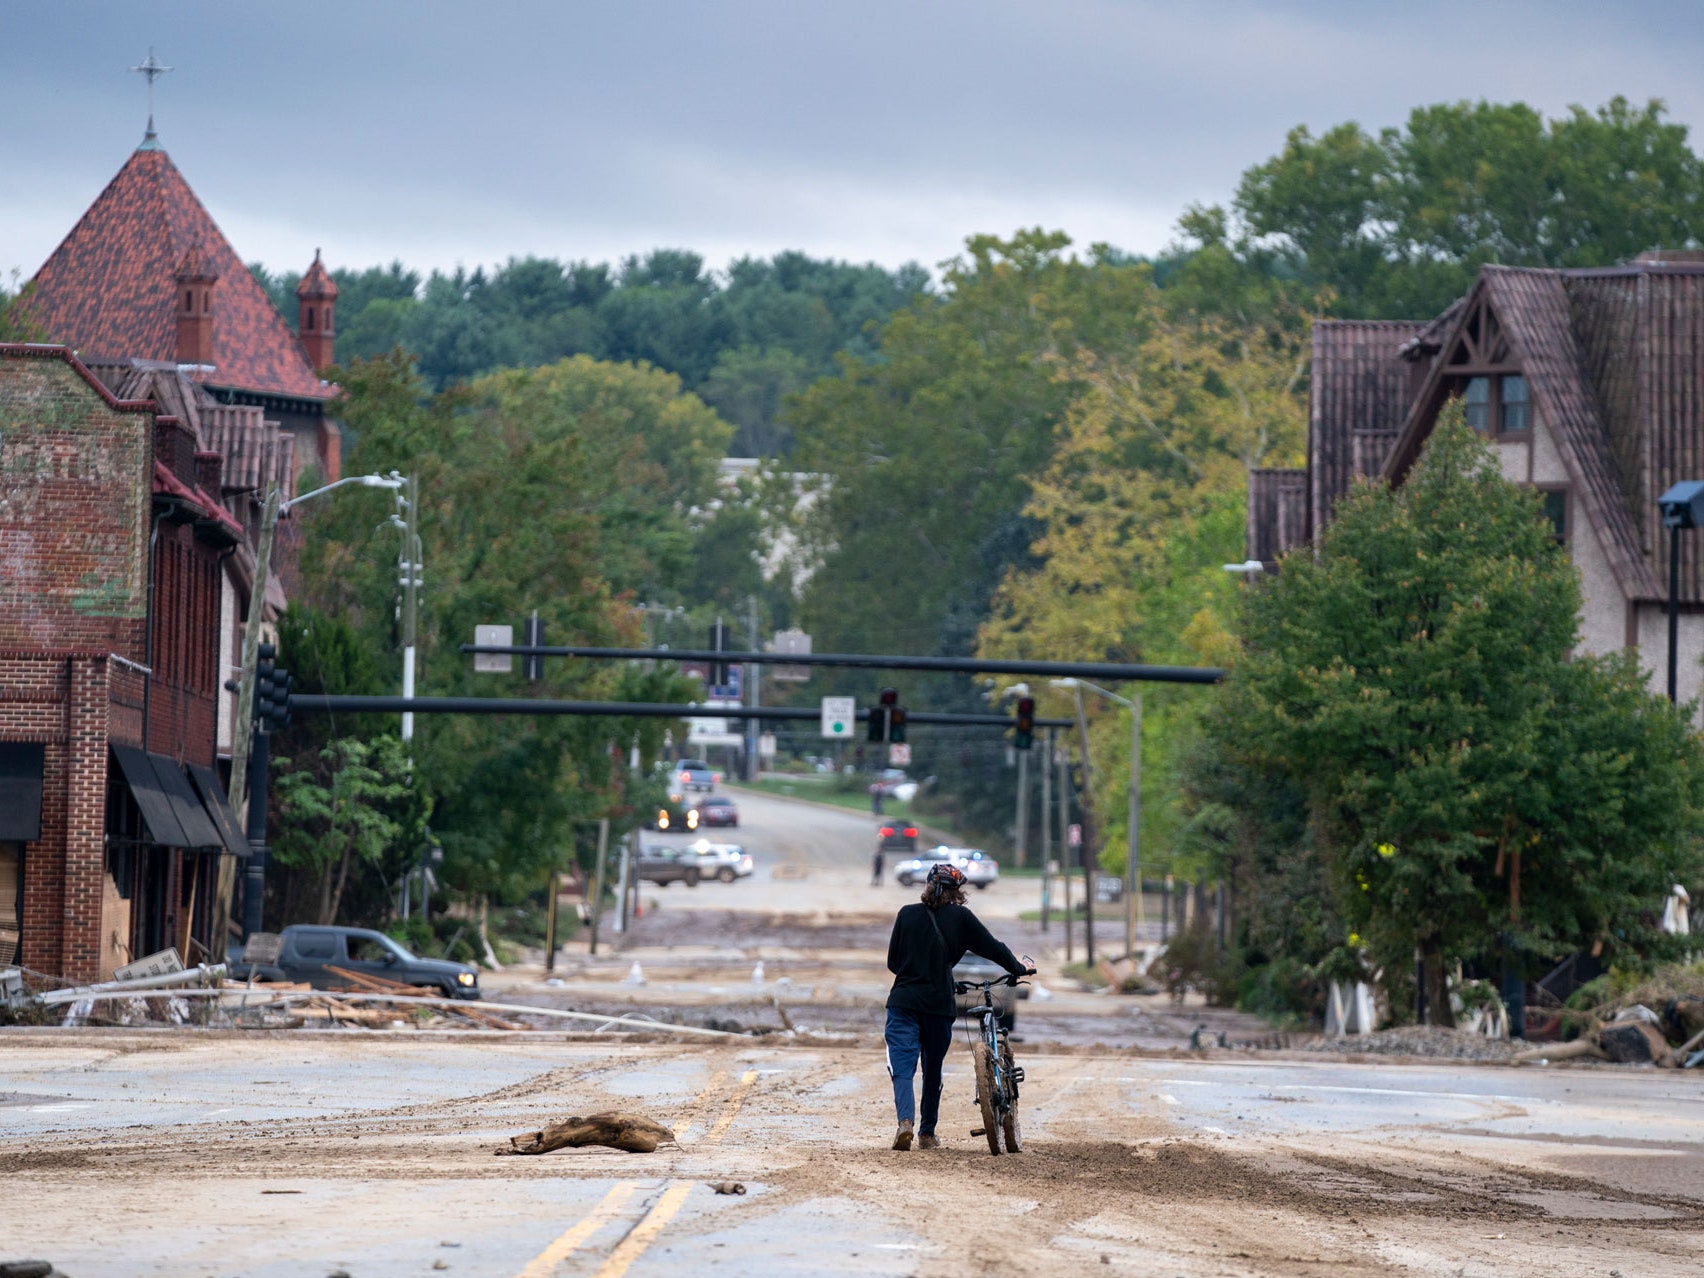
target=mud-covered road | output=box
[2,1030,1701,1277]
[5,790,1701,1276]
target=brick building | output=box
[1248,254,1704,713]
[2,127,338,980]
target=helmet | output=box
[925,862,966,888]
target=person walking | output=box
[884,862,1032,1150]
[871,846,885,886]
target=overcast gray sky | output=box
[4,1,1701,283]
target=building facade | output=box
[1249,255,1704,711]
[2,128,339,981]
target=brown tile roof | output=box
[1309,320,1426,532]
[25,145,330,403]
[1382,265,1668,601]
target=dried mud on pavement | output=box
[3,1030,1702,1277]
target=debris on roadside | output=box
[1298,1025,1526,1061]
[707,1181,747,1195]
[504,1112,677,1155]
[0,1262,71,1278]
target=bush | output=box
[1236,956,1322,1024]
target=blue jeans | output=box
[885,1008,954,1134]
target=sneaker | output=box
[918,1133,940,1150]
[892,1120,914,1151]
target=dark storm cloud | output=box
[3,1,1700,279]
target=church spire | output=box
[129,47,173,151]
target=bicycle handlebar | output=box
[953,972,1032,994]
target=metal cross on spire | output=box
[129,47,173,146]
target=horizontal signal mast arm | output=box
[290,695,1073,728]
[457,644,1224,685]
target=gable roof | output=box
[1309,320,1426,532]
[1381,265,1664,601]
[26,143,329,404]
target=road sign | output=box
[821,696,855,738]
[1067,823,1082,847]
[888,742,911,766]
[474,625,513,673]
[759,733,777,758]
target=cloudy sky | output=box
[4,1,1701,283]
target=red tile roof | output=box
[26,144,330,403]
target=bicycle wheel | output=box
[971,1039,1003,1155]
[999,1038,1023,1152]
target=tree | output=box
[975,301,1308,871]
[1220,414,1704,1021]
[273,735,424,925]
[1221,96,1704,318]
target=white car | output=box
[688,839,754,883]
[893,846,999,889]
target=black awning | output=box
[111,744,187,846]
[149,754,223,851]
[0,743,45,841]
[187,764,249,858]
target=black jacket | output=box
[886,902,1024,1019]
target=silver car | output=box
[688,839,754,883]
[893,846,999,889]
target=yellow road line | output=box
[703,1069,759,1146]
[592,1181,694,1278]
[672,1069,728,1141]
[516,1180,638,1278]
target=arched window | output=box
[305,307,315,331]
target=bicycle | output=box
[954,972,1027,1155]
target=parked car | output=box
[674,759,719,792]
[877,821,919,854]
[229,925,482,999]
[893,846,999,889]
[688,839,754,882]
[690,794,739,827]
[636,845,702,887]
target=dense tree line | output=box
[251,250,928,455]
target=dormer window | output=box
[1461,374,1529,439]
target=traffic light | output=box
[1013,696,1035,750]
[253,643,276,722]
[888,704,907,744]
[251,643,292,730]
[866,705,888,742]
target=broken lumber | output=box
[506,1112,678,1155]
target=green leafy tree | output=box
[273,736,425,925]
[1221,413,1704,1021]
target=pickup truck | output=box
[673,759,718,793]
[229,925,482,999]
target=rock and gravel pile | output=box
[1301,1025,1524,1061]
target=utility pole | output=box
[399,474,421,744]
[588,818,609,956]
[1126,694,1142,959]
[746,595,760,781]
[1039,727,1052,932]
[1014,747,1029,870]
[1058,740,1072,964]
[1070,683,1097,966]
[223,484,281,943]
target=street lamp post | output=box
[223,471,407,941]
[1657,482,1704,704]
[1052,676,1142,960]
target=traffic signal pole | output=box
[242,724,270,941]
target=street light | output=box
[1053,677,1141,961]
[1657,481,1704,704]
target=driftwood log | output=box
[506,1112,677,1155]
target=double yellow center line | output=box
[515,1069,759,1277]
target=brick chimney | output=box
[296,248,338,372]
[173,245,218,367]
[194,450,224,498]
